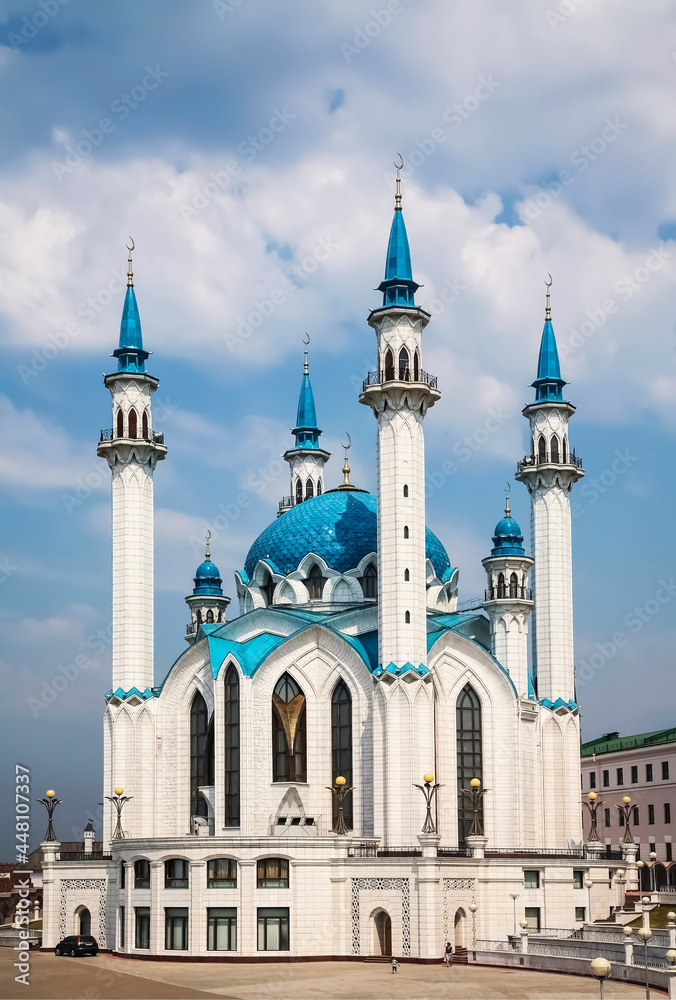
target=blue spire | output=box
[292,343,321,449]
[377,166,419,308]
[531,279,566,402]
[491,491,525,556]
[193,535,224,596]
[112,241,150,373]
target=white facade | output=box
[41,195,621,962]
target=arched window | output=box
[457,684,482,843]
[128,408,137,439]
[317,478,322,496]
[295,478,303,504]
[403,484,409,497]
[196,609,203,624]
[404,568,410,581]
[414,351,420,381]
[116,409,124,438]
[224,664,240,827]
[509,572,519,598]
[403,525,409,539]
[272,673,306,782]
[206,609,214,623]
[134,859,150,889]
[305,479,314,500]
[405,610,411,623]
[497,572,506,598]
[305,564,325,601]
[331,680,353,830]
[538,435,546,463]
[142,410,148,439]
[359,563,377,599]
[384,348,394,381]
[261,572,274,607]
[398,346,409,381]
[190,692,211,821]
[562,437,568,464]
[551,435,559,464]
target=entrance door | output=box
[374,911,392,956]
[79,908,91,936]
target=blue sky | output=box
[1,0,675,856]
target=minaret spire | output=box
[127,237,134,288]
[394,153,403,210]
[113,240,149,374]
[279,337,330,515]
[532,273,566,403]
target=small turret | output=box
[185,534,231,641]
[83,819,95,855]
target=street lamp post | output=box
[589,957,612,1000]
[327,776,353,835]
[460,778,489,836]
[509,892,520,938]
[637,926,653,1000]
[105,786,133,839]
[36,790,62,842]
[468,901,478,958]
[617,796,634,844]
[585,875,594,922]
[583,792,604,843]
[615,868,627,911]
[413,773,442,834]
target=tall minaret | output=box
[515,280,583,703]
[279,338,330,515]
[97,243,166,693]
[360,169,440,671]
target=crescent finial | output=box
[342,432,351,452]
[126,237,135,253]
[394,153,404,174]
[303,332,310,346]
[545,272,552,288]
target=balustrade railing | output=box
[362,368,438,390]
[99,428,164,444]
[517,452,583,473]
[484,587,533,602]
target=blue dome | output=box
[196,559,220,579]
[491,515,525,556]
[193,559,223,596]
[244,491,452,581]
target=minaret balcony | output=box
[485,586,533,602]
[362,368,438,391]
[516,452,583,474]
[100,427,165,445]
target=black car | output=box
[54,935,98,957]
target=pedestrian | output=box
[443,940,453,966]
[391,957,398,973]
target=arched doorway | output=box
[374,910,392,956]
[77,906,91,936]
[453,908,466,949]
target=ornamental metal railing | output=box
[347,843,422,858]
[437,847,471,857]
[484,587,533,602]
[484,847,616,859]
[186,622,198,636]
[100,428,164,444]
[57,852,112,861]
[516,452,583,473]
[362,368,438,390]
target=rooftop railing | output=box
[517,452,583,473]
[362,368,438,391]
[100,429,164,444]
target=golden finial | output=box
[303,332,310,375]
[205,530,211,561]
[126,238,135,288]
[545,273,552,321]
[505,482,511,517]
[339,433,353,489]
[394,153,404,210]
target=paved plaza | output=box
[0,949,650,999]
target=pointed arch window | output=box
[317,478,322,496]
[538,435,546,463]
[331,680,353,829]
[398,347,409,381]
[206,609,214,623]
[562,437,568,464]
[384,349,394,381]
[457,684,482,843]
[497,572,506,598]
[551,435,560,464]
[142,410,149,439]
[272,673,306,782]
[224,664,240,827]
[128,408,137,439]
[295,478,303,504]
[261,571,275,607]
[305,564,325,601]
[403,525,409,539]
[414,351,420,381]
[359,563,377,599]
[190,692,213,822]
[116,409,124,438]
[305,479,314,500]
[509,572,518,598]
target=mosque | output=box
[40,176,621,960]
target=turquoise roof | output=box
[491,514,525,556]
[243,490,453,581]
[532,318,566,402]
[112,286,150,373]
[292,369,321,449]
[193,558,223,597]
[377,207,419,307]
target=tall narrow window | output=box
[413,351,419,381]
[551,435,560,464]
[317,478,322,496]
[261,572,274,607]
[272,674,306,782]
[403,525,409,539]
[142,410,149,439]
[405,611,410,623]
[384,349,394,381]
[206,609,214,623]
[538,436,546,463]
[305,564,325,600]
[457,684,482,843]
[128,408,137,439]
[295,478,303,504]
[116,409,124,438]
[359,563,377,599]
[404,569,410,582]
[190,692,209,821]
[403,484,409,497]
[398,346,409,380]
[509,572,518,598]
[562,437,568,463]
[497,572,506,598]
[305,479,314,500]
[331,680,352,830]
[224,665,240,827]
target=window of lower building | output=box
[633,806,639,826]
[616,767,624,786]
[134,859,150,889]
[524,907,541,931]
[120,862,125,889]
[523,870,540,889]
[648,804,655,825]
[257,907,289,951]
[572,870,585,889]
[165,859,189,889]
[257,858,289,888]
[119,906,125,949]
[619,810,625,827]
[165,908,188,950]
[589,772,596,789]
[667,842,673,862]
[604,808,611,827]
[663,761,670,780]
[207,908,236,951]
[135,907,150,949]
[665,803,672,824]
[631,765,638,784]
[646,764,653,782]
[207,858,237,888]
[575,907,586,922]
[602,770,609,787]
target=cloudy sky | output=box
[1,0,675,855]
